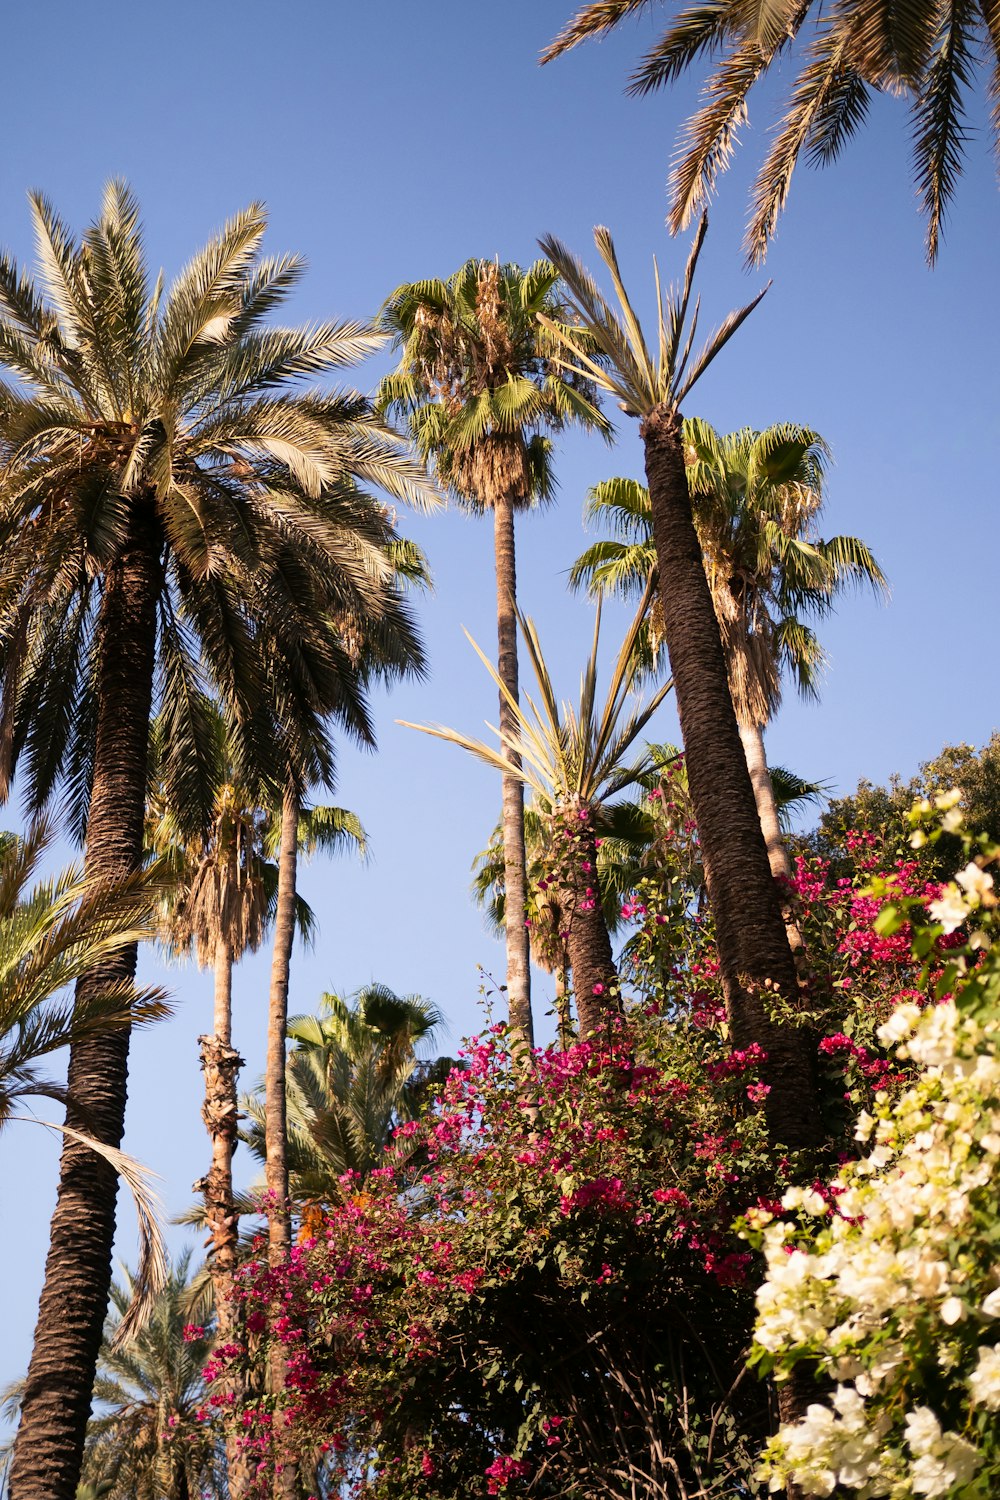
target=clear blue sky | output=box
[1,0,998,1415]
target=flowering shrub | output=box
[747,801,1000,1498]
[206,791,1000,1500]
[213,1009,788,1498]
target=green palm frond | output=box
[571,417,885,728]
[538,219,768,419]
[240,983,444,1205]
[403,588,672,818]
[544,0,998,261]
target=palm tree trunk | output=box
[265,781,299,1500]
[199,940,251,1499]
[640,407,819,1150]
[738,720,791,880]
[738,719,805,960]
[565,811,618,1040]
[494,491,534,1052]
[554,964,573,1049]
[10,509,161,1500]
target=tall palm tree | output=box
[571,423,887,880]
[405,591,673,1036]
[257,542,426,1254]
[0,181,436,1500]
[241,982,445,1211]
[378,261,609,1049]
[257,585,425,1500]
[147,727,366,1500]
[542,0,1000,262]
[537,222,821,1148]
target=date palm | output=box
[538,221,821,1148]
[405,590,673,1036]
[378,261,609,1050]
[571,422,887,880]
[0,180,436,1500]
[543,0,1000,261]
[241,982,444,1212]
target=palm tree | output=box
[378,260,609,1049]
[542,0,1000,262]
[241,982,445,1212]
[537,222,821,1148]
[257,587,425,1500]
[0,820,169,1334]
[0,181,436,1500]
[79,1253,219,1500]
[257,542,426,1254]
[148,727,366,1500]
[571,424,887,882]
[405,591,673,1036]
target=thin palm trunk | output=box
[738,721,791,880]
[10,510,161,1500]
[565,814,618,1038]
[641,408,819,1150]
[265,781,299,1500]
[554,965,573,1049]
[200,939,250,1498]
[494,492,534,1052]
[738,720,806,960]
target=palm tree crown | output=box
[241,983,445,1205]
[0,179,435,833]
[571,420,888,729]
[543,0,999,261]
[378,258,608,510]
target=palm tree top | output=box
[377,255,610,511]
[537,217,768,423]
[0,181,436,832]
[401,586,673,810]
[571,418,889,722]
[541,0,996,262]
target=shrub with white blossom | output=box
[746,795,1000,1499]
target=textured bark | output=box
[198,941,251,1499]
[565,816,618,1040]
[494,491,534,1052]
[739,719,805,959]
[641,408,819,1150]
[10,506,161,1500]
[265,783,299,1500]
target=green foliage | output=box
[0,819,168,1127]
[81,1253,221,1500]
[0,181,434,835]
[571,423,886,728]
[378,258,608,511]
[403,589,672,811]
[240,982,447,1206]
[806,733,1000,879]
[538,218,766,421]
